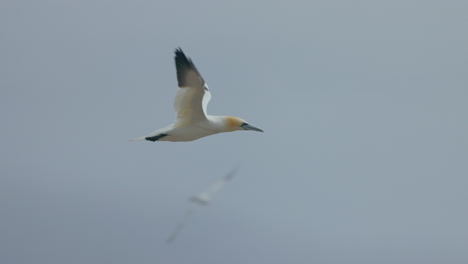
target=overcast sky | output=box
[2,0,468,263]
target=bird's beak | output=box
[241,123,264,132]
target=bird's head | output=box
[225,116,264,132]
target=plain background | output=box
[2,0,468,263]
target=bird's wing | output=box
[166,166,239,244]
[223,165,240,182]
[165,204,199,244]
[173,48,211,123]
[205,166,240,195]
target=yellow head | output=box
[224,116,264,132]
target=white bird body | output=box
[130,48,262,143]
[141,116,229,142]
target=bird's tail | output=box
[129,136,145,142]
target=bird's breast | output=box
[163,121,222,142]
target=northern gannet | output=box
[130,48,263,142]
[166,166,239,244]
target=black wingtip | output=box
[174,47,184,58]
[174,47,203,87]
[174,47,191,66]
[145,133,168,142]
[224,165,240,182]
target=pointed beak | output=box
[241,123,264,132]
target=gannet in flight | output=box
[165,166,239,244]
[130,48,263,142]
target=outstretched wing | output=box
[173,48,211,123]
[206,165,239,194]
[191,166,240,205]
[165,204,199,244]
[166,166,240,244]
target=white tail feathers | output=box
[129,137,145,142]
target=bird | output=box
[130,48,263,142]
[165,166,239,244]
[189,165,238,205]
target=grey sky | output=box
[2,0,468,263]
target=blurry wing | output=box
[205,166,240,196]
[166,166,240,244]
[223,165,240,182]
[165,204,199,244]
[173,48,211,123]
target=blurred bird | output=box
[130,48,263,142]
[165,166,239,244]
